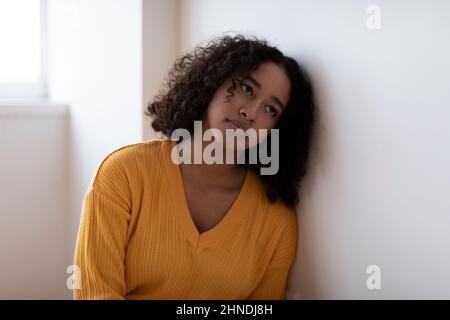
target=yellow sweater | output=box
[73,138,298,300]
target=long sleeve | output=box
[247,210,298,300]
[73,151,132,300]
[71,139,301,300]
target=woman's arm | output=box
[73,151,132,300]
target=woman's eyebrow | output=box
[247,76,286,110]
[271,96,285,110]
[247,75,262,89]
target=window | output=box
[0,0,47,99]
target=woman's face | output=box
[202,61,291,150]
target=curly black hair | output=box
[145,34,316,208]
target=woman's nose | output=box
[239,104,256,123]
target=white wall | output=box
[142,0,179,140]
[47,0,144,298]
[0,103,69,299]
[179,0,450,299]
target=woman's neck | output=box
[177,137,248,190]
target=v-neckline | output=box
[162,139,254,250]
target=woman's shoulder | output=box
[98,138,170,167]
[104,138,169,160]
[266,199,298,230]
[249,170,297,213]
[248,172,298,229]
[88,138,171,192]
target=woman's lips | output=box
[224,119,250,142]
[226,119,244,130]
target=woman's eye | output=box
[240,83,253,96]
[265,105,278,117]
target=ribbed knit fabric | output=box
[73,138,298,300]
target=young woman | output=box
[73,34,315,300]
